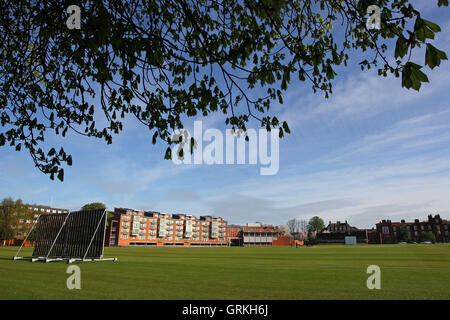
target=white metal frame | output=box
[13,209,117,264]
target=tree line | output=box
[281,216,325,242]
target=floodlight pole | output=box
[13,214,41,260]
[82,209,107,260]
[45,212,71,261]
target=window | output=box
[414,226,417,230]
[382,226,390,234]
[421,225,424,230]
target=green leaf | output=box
[395,37,408,59]
[402,62,429,91]
[425,43,448,69]
[414,18,440,42]
[423,19,441,33]
[57,168,64,182]
[282,121,290,134]
[164,147,172,160]
[48,148,56,156]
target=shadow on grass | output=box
[0,257,16,261]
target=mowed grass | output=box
[1,244,449,299]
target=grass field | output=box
[1,244,449,299]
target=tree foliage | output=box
[396,226,411,242]
[307,215,325,233]
[419,231,436,242]
[279,224,292,236]
[286,218,300,234]
[286,218,308,238]
[81,202,114,226]
[0,0,447,180]
[81,202,107,211]
[0,197,32,240]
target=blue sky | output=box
[1,2,450,228]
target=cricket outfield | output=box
[0,244,449,299]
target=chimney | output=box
[401,219,405,223]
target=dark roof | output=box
[320,221,360,233]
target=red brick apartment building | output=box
[375,214,450,244]
[14,205,69,240]
[2,204,69,246]
[106,208,228,246]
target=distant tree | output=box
[397,227,412,242]
[81,202,107,211]
[0,197,33,244]
[81,202,114,227]
[279,225,292,237]
[419,231,436,242]
[286,218,308,239]
[306,229,317,245]
[286,219,300,236]
[0,201,14,245]
[25,227,37,242]
[307,216,325,234]
[299,219,308,233]
[297,232,307,241]
[0,198,15,244]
